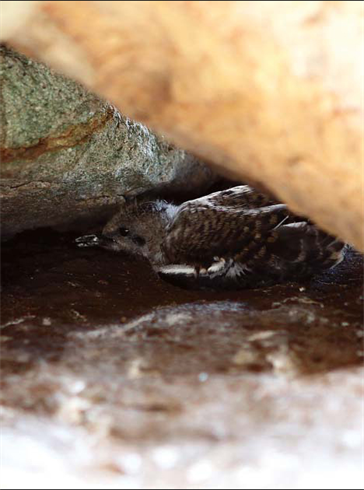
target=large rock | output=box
[2,1,362,250]
[0,45,214,238]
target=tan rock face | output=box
[2,1,363,250]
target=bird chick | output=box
[76,186,346,290]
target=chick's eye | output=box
[119,227,130,237]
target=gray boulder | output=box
[0,45,214,238]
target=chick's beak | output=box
[75,233,116,249]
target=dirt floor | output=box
[1,229,363,488]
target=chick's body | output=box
[98,185,346,290]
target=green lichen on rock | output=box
[0,44,104,149]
